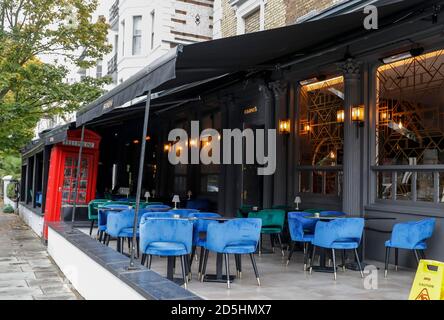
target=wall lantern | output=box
[351,105,365,126]
[145,136,151,141]
[279,119,291,134]
[164,144,171,152]
[133,139,140,144]
[301,123,311,134]
[336,109,345,123]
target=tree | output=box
[0,0,112,154]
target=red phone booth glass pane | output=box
[61,155,91,205]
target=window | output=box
[375,49,444,203]
[297,76,344,196]
[244,9,260,34]
[132,16,142,55]
[121,20,125,56]
[150,11,155,50]
[96,61,102,78]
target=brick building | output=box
[213,0,369,38]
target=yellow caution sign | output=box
[409,260,444,300]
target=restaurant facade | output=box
[20,0,444,270]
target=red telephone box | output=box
[43,129,101,239]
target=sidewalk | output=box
[0,211,81,300]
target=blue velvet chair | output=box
[201,218,262,288]
[309,218,365,280]
[168,209,199,218]
[97,204,132,243]
[106,209,136,253]
[143,204,171,211]
[384,218,436,277]
[287,212,318,270]
[319,211,347,217]
[188,212,221,278]
[139,218,193,288]
[141,211,177,220]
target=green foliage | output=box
[3,204,14,213]
[6,182,17,200]
[0,153,21,178]
[0,0,112,153]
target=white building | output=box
[35,0,214,136]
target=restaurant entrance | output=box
[241,124,264,208]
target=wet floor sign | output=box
[409,260,444,300]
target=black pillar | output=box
[339,58,363,217]
[41,146,51,213]
[260,84,274,209]
[270,80,288,206]
[32,155,37,208]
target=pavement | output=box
[0,211,81,300]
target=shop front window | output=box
[297,76,344,196]
[375,49,444,203]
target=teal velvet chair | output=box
[384,218,436,278]
[201,218,262,288]
[248,209,286,256]
[87,199,111,236]
[140,218,193,288]
[309,218,365,280]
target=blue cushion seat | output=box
[144,241,188,256]
[385,240,427,250]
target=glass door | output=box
[61,154,92,206]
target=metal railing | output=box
[107,53,118,75]
[372,165,444,203]
[109,0,119,26]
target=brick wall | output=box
[245,9,261,33]
[219,0,339,38]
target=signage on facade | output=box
[62,140,95,148]
[103,99,113,111]
[244,106,258,115]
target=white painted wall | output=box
[2,176,16,210]
[47,226,145,300]
[18,204,44,238]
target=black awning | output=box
[39,123,73,145]
[76,48,179,126]
[76,0,433,127]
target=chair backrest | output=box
[140,202,164,208]
[391,218,436,248]
[313,218,364,248]
[189,212,221,245]
[248,209,285,229]
[206,218,262,253]
[88,199,111,219]
[139,218,193,254]
[106,209,134,237]
[288,212,318,241]
[143,204,171,212]
[97,204,132,228]
[320,211,347,217]
[168,209,199,218]
[236,205,253,218]
[140,211,177,221]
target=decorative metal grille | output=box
[299,76,344,166]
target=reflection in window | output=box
[299,76,344,166]
[377,50,444,166]
[376,50,444,203]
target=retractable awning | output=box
[75,0,434,127]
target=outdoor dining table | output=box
[198,217,237,283]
